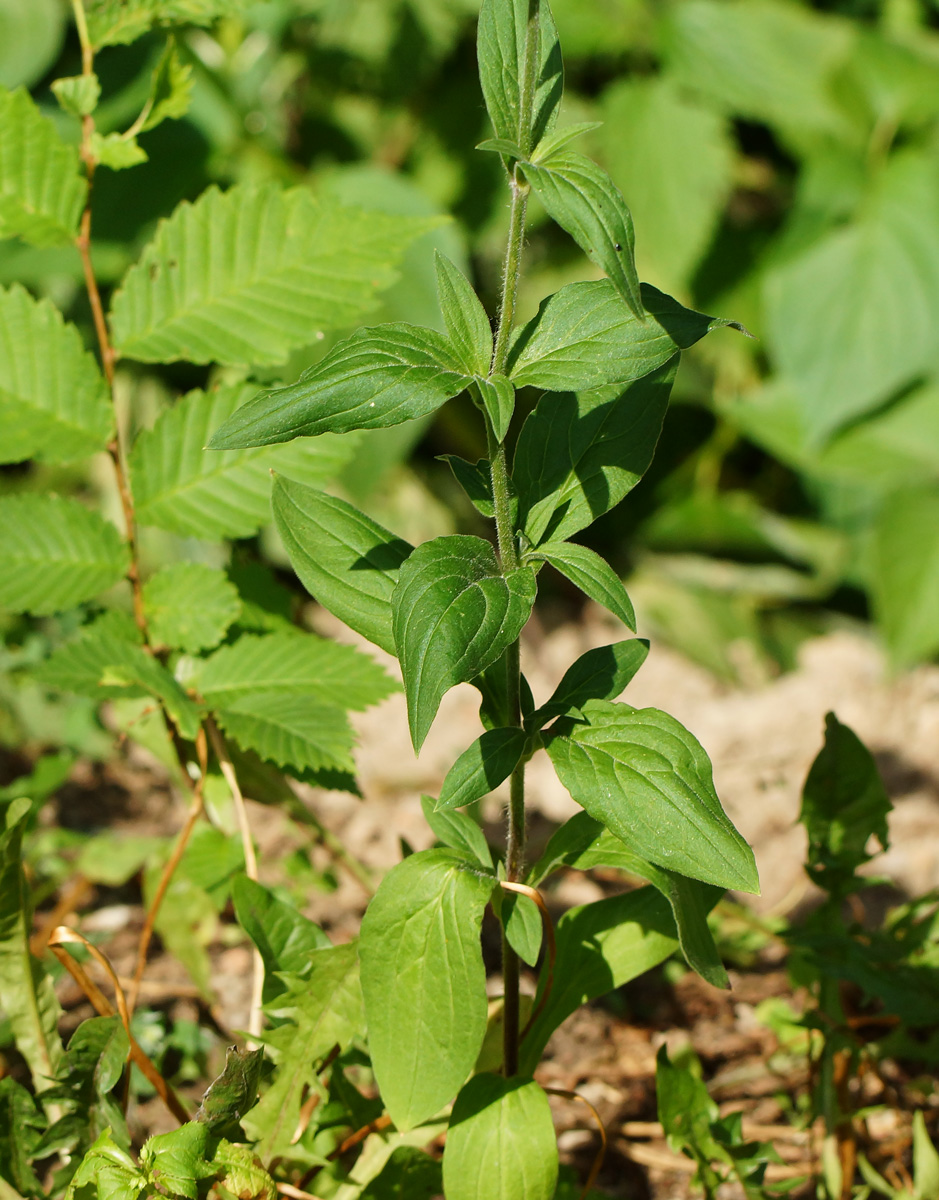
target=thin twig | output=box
[499,881,555,1045]
[545,1087,607,1199]
[328,1115,392,1159]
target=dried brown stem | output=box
[545,1086,607,1199]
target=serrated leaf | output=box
[208,323,469,448]
[443,1075,558,1200]
[64,1128,142,1200]
[530,541,635,629]
[475,374,515,444]
[244,942,362,1158]
[513,357,676,545]
[52,73,101,117]
[544,699,758,893]
[197,630,396,712]
[110,183,435,366]
[0,283,113,463]
[360,850,495,1131]
[528,639,648,730]
[232,875,329,1004]
[436,727,528,811]
[477,0,563,157]
[520,886,678,1073]
[91,132,148,170]
[214,692,355,775]
[143,563,240,652]
[129,382,355,540]
[420,795,492,869]
[0,87,87,247]
[0,494,129,615]
[86,0,249,49]
[435,251,492,375]
[392,535,537,751]
[138,38,192,133]
[272,476,413,655]
[870,485,939,667]
[139,1122,212,1199]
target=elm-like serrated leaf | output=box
[213,692,356,776]
[544,699,758,893]
[0,283,113,463]
[392,535,537,751]
[477,0,563,156]
[528,639,648,730]
[208,323,469,449]
[436,727,528,811]
[138,38,192,132]
[196,630,396,713]
[522,152,642,317]
[272,476,413,655]
[435,252,492,376]
[359,850,495,1131]
[513,357,676,545]
[0,494,128,615]
[143,563,240,652]
[110,183,435,366]
[529,541,635,629]
[129,383,355,540]
[86,0,248,47]
[0,87,87,246]
[51,73,101,117]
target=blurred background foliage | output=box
[3,0,939,726]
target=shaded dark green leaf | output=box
[530,541,635,629]
[436,727,528,811]
[527,639,648,730]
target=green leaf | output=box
[244,941,362,1158]
[528,639,648,730]
[64,1128,142,1200]
[359,849,495,1131]
[55,1015,129,1097]
[197,630,396,712]
[520,886,678,1073]
[194,1046,264,1135]
[110,183,435,366]
[0,494,129,615]
[870,486,939,668]
[232,875,330,1003]
[522,152,641,317]
[52,73,101,117]
[392,535,537,750]
[441,455,498,519]
[139,1122,212,1200]
[513,358,676,545]
[656,1045,720,1162]
[498,888,542,967]
[799,712,890,896]
[529,541,635,630]
[420,795,492,870]
[90,132,148,170]
[0,87,86,247]
[435,252,492,376]
[138,38,192,133]
[0,0,66,91]
[544,699,759,893]
[87,0,248,47]
[208,323,469,449]
[913,1111,939,1200]
[129,382,355,541]
[214,692,355,775]
[475,374,515,444]
[272,476,413,655]
[143,564,240,653]
[359,1147,443,1200]
[0,283,113,464]
[477,0,563,157]
[0,799,62,1094]
[443,1074,558,1200]
[532,120,603,162]
[436,727,528,811]
[0,1078,44,1193]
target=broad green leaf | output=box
[544,700,759,893]
[528,639,648,730]
[600,76,733,292]
[477,0,563,157]
[529,541,635,630]
[194,1046,264,1135]
[0,0,65,91]
[359,1147,442,1199]
[475,374,515,444]
[52,74,101,117]
[443,1075,558,1200]
[143,563,240,653]
[272,476,413,655]
[871,486,939,669]
[140,1122,213,1199]
[799,712,890,897]
[110,183,434,366]
[87,0,248,47]
[232,876,329,1003]
[507,280,736,393]
[91,132,147,171]
[33,614,202,739]
[0,87,86,247]
[0,1078,44,1194]
[0,799,62,1093]
[436,727,528,811]
[52,1016,129,1098]
[513,358,676,545]
[208,323,469,449]
[435,252,492,375]
[392,535,537,750]
[214,692,355,775]
[0,283,113,464]
[359,850,495,1131]
[64,1129,142,1200]
[441,455,498,518]
[420,796,492,870]
[0,494,129,615]
[522,152,642,317]
[520,886,678,1072]
[129,383,355,541]
[197,630,395,712]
